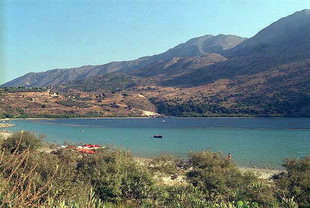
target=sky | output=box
[1,0,310,84]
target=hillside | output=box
[2,35,245,87]
[1,57,309,118]
[133,53,227,78]
[225,9,310,62]
[1,10,310,117]
[160,9,310,87]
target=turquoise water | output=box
[7,117,310,169]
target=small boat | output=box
[84,144,101,148]
[153,135,163,138]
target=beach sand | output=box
[240,167,284,180]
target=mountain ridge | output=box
[161,9,310,87]
[1,10,309,117]
[2,34,246,87]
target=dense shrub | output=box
[0,131,309,207]
[1,87,46,93]
[1,131,43,153]
[186,151,278,207]
[148,185,262,208]
[76,148,154,203]
[275,156,310,207]
[62,73,139,92]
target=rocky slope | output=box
[161,9,310,87]
[2,35,245,87]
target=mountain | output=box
[162,9,310,87]
[1,10,310,117]
[2,35,245,87]
[133,53,227,77]
[149,34,246,58]
[225,9,310,62]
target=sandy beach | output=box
[239,167,284,180]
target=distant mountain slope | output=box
[133,53,227,77]
[163,9,310,87]
[149,34,245,59]
[59,73,140,92]
[58,53,227,91]
[1,10,310,118]
[225,9,310,62]
[2,35,245,87]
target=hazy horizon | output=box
[1,0,310,84]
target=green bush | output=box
[149,184,262,208]
[1,131,43,153]
[186,151,277,207]
[154,185,209,208]
[275,156,310,207]
[1,131,309,207]
[76,148,154,203]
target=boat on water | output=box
[153,135,163,138]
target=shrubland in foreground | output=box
[0,131,309,207]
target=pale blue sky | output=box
[1,0,310,84]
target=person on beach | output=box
[227,153,232,160]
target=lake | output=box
[7,117,310,169]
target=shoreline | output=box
[5,117,310,132]
[1,115,309,122]
[0,123,16,128]
[0,130,285,180]
[2,112,310,121]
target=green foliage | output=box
[186,151,277,207]
[1,87,47,93]
[1,131,43,153]
[0,113,15,119]
[76,148,154,203]
[26,113,99,119]
[44,188,106,208]
[0,131,309,207]
[275,156,310,207]
[148,185,261,208]
[63,73,139,92]
[153,101,233,117]
[154,185,209,208]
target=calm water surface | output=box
[8,117,310,169]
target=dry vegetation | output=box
[0,59,309,118]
